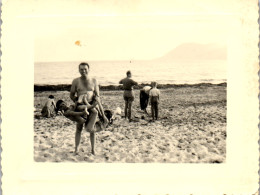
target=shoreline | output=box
[34,82,227,92]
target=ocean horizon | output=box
[34,60,226,86]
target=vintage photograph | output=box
[2,0,259,194]
[34,14,227,163]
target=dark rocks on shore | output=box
[34,84,71,92]
[34,82,227,92]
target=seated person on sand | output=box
[41,95,56,118]
[148,82,160,121]
[140,85,152,116]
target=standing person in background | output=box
[119,70,138,122]
[149,82,160,121]
[140,85,151,116]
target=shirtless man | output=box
[70,62,108,155]
[119,70,138,122]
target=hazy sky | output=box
[33,0,231,62]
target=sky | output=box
[32,0,232,62]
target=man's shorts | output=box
[123,90,134,102]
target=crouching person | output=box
[41,95,56,118]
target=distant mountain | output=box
[158,43,227,61]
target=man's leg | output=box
[155,102,158,120]
[75,123,83,154]
[140,90,143,109]
[86,108,98,131]
[85,111,98,155]
[128,101,132,121]
[144,98,149,116]
[76,105,89,118]
[124,100,128,119]
[151,103,155,121]
[90,132,96,155]
[144,108,149,116]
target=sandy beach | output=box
[34,84,226,163]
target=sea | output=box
[34,60,226,86]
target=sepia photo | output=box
[34,14,227,163]
[1,0,259,194]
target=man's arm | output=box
[93,78,108,123]
[93,79,104,115]
[70,79,77,102]
[119,79,123,84]
[93,78,100,97]
[132,79,138,86]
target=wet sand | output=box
[34,84,226,163]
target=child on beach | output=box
[56,99,98,125]
[74,93,102,121]
[149,82,160,121]
[56,99,110,131]
[74,94,92,118]
[41,95,56,118]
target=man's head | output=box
[126,70,131,78]
[78,62,90,78]
[49,95,54,99]
[151,81,157,88]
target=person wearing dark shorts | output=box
[119,70,138,121]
